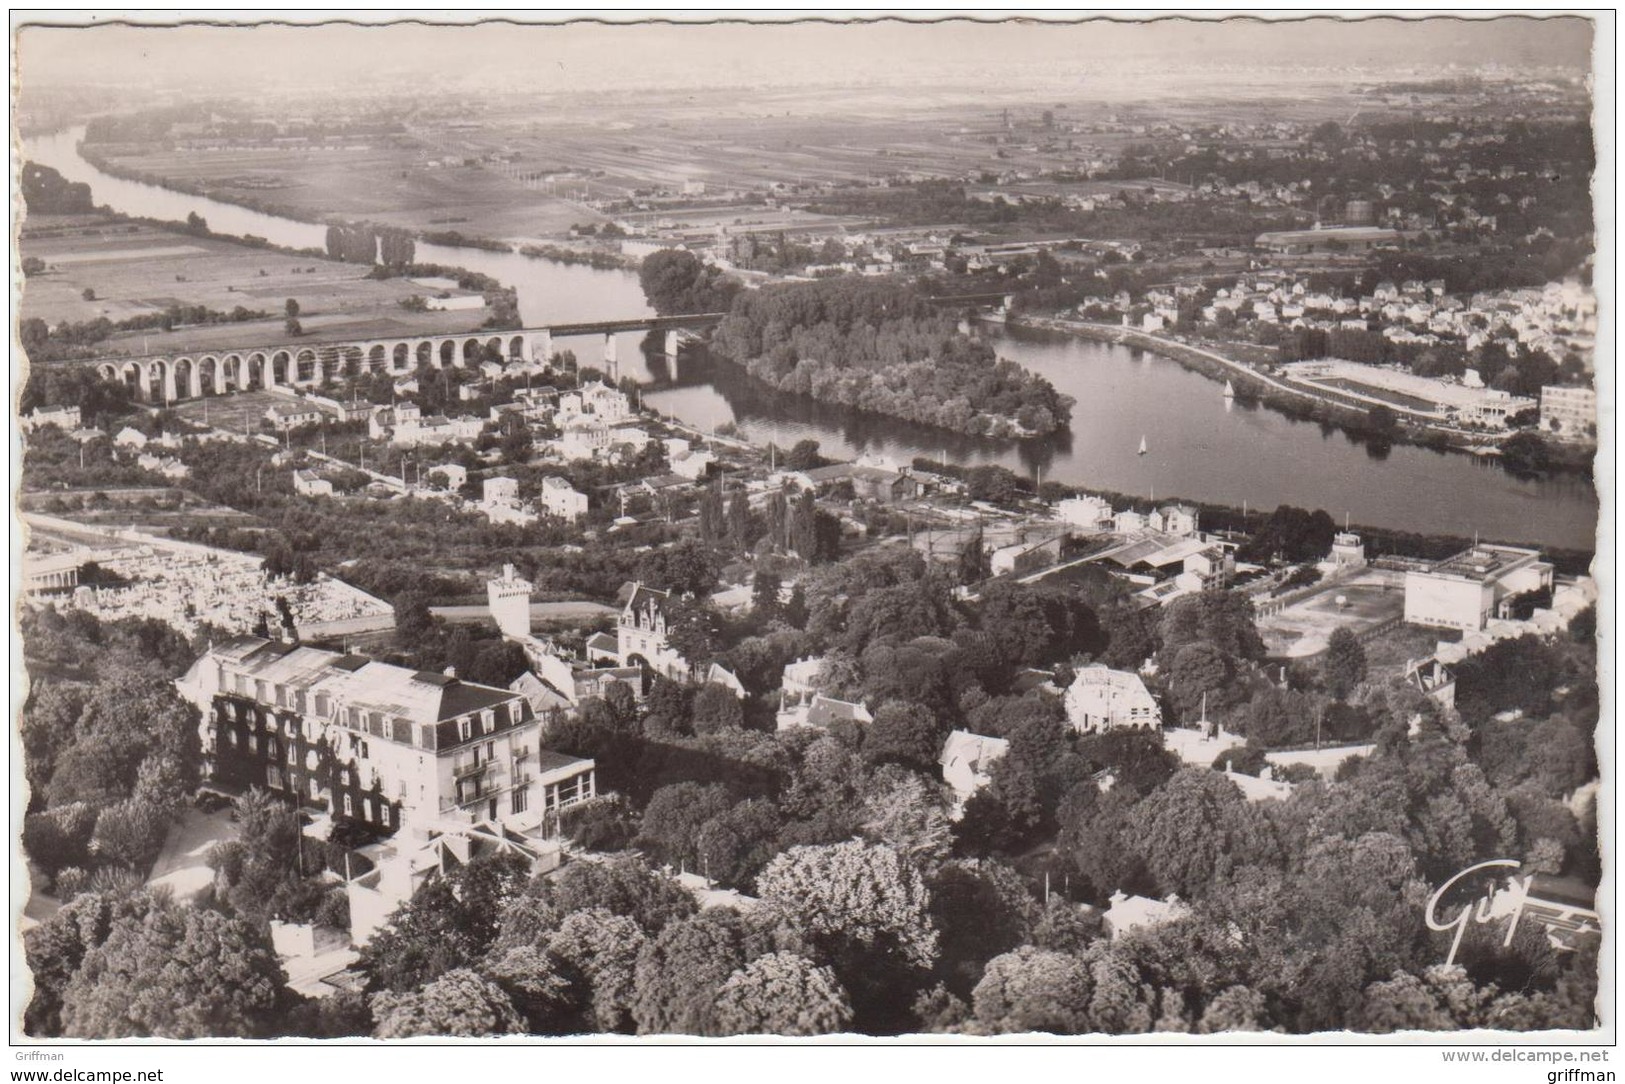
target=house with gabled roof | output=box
[617,582,692,681]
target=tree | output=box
[208,788,325,924]
[1238,686,1319,749]
[691,682,745,734]
[1128,768,1269,899]
[697,485,726,544]
[87,797,170,874]
[751,569,784,624]
[712,953,854,1036]
[638,248,741,315]
[1193,984,1270,1033]
[1167,641,1238,719]
[863,700,946,771]
[636,782,735,870]
[371,968,523,1038]
[635,538,721,598]
[784,439,826,472]
[975,581,1059,668]
[357,852,530,992]
[841,582,956,654]
[928,859,1037,995]
[1499,432,1552,474]
[727,489,757,551]
[24,889,160,1036]
[756,841,937,1032]
[631,909,748,1036]
[275,986,370,1038]
[1074,729,1179,796]
[971,946,1093,1035]
[1355,966,1497,1033]
[1159,590,1266,664]
[483,944,575,1033]
[1056,783,1149,903]
[857,765,954,869]
[82,287,97,302]
[754,845,936,955]
[1236,506,1337,565]
[284,298,300,319]
[527,854,698,937]
[23,803,98,884]
[693,798,782,890]
[21,162,94,215]
[59,902,286,1038]
[546,908,647,1033]
[1322,627,1368,701]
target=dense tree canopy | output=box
[709,278,1072,437]
[58,898,286,1039]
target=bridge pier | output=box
[533,329,552,366]
[664,329,680,356]
[603,333,617,377]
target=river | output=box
[25,128,1600,551]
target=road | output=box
[430,600,618,623]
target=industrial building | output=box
[1254,226,1403,254]
[1402,544,1554,632]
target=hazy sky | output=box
[16,15,1596,97]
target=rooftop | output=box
[1256,226,1402,245]
[807,695,872,728]
[941,729,1010,774]
[1426,544,1544,582]
[215,637,522,732]
[802,462,905,484]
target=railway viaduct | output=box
[89,313,726,403]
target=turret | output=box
[488,563,534,640]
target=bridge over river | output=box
[88,312,726,403]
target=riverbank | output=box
[1016,315,1460,440]
[517,243,640,272]
[78,144,329,227]
[1010,315,1593,478]
[909,456,1596,578]
[705,349,1055,442]
[76,141,634,273]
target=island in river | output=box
[695,276,1074,439]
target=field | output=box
[1314,377,1445,413]
[166,389,293,436]
[84,142,599,241]
[20,212,492,356]
[1362,620,1460,681]
[71,80,1381,243]
[1256,569,1407,659]
[22,492,264,544]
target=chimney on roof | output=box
[443,666,457,679]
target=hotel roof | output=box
[214,637,521,727]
